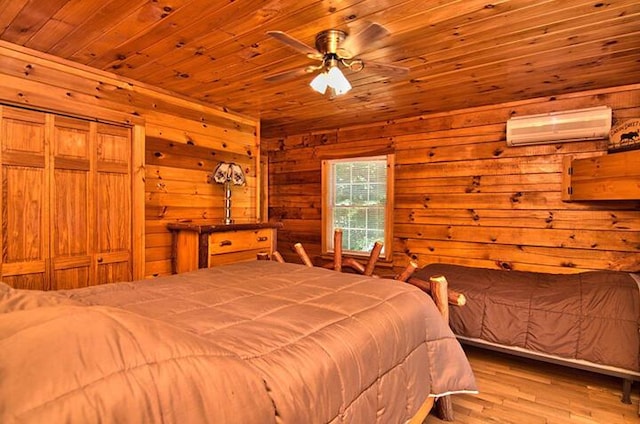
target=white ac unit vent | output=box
[506,106,612,146]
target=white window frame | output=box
[321,154,394,260]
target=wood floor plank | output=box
[425,346,639,424]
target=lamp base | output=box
[223,181,233,225]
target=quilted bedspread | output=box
[415,263,640,372]
[0,261,476,424]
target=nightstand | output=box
[167,222,283,274]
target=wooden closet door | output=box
[1,106,133,290]
[0,107,50,290]
[94,123,132,284]
[50,116,92,289]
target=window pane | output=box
[369,163,386,183]
[368,208,384,228]
[335,184,351,205]
[335,163,351,183]
[369,183,386,204]
[346,229,367,251]
[333,208,349,228]
[348,207,367,229]
[327,157,389,255]
[351,183,368,205]
[352,163,368,182]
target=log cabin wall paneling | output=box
[0,42,260,283]
[144,118,260,277]
[264,84,640,274]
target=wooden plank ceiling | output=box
[0,0,638,137]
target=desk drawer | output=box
[208,229,273,256]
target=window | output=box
[322,154,394,259]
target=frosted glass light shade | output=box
[310,72,329,94]
[310,66,352,96]
[327,66,352,95]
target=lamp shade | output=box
[310,72,329,94]
[213,162,245,185]
[327,66,352,95]
[310,63,352,96]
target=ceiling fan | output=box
[265,23,409,96]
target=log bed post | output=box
[271,251,285,263]
[428,275,455,421]
[429,275,450,323]
[395,261,418,282]
[396,264,461,422]
[333,229,343,272]
[363,241,383,276]
[396,263,466,306]
[403,273,456,423]
[294,243,314,267]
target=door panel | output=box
[1,273,46,290]
[97,124,130,164]
[3,167,46,262]
[1,108,45,155]
[97,262,131,285]
[96,173,131,252]
[1,108,49,289]
[51,117,92,289]
[95,125,131,285]
[54,266,90,289]
[54,117,90,159]
[53,170,89,256]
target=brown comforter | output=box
[0,261,476,424]
[415,263,640,372]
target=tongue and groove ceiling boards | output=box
[0,0,638,136]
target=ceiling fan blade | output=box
[362,60,409,76]
[338,22,390,58]
[264,67,313,82]
[266,31,323,59]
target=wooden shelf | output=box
[562,150,640,201]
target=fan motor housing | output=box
[315,29,346,54]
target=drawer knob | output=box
[257,236,268,242]
[219,240,232,246]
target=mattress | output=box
[0,261,477,424]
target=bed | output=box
[0,261,477,423]
[414,263,640,403]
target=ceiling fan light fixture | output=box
[327,66,352,95]
[310,72,329,94]
[266,24,409,93]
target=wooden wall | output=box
[144,118,259,277]
[0,41,260,280]
[263,84,640,274]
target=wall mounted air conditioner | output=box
[506,106,612,146]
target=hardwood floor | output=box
[425,346,639,423]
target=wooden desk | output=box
[168,222,283,274]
